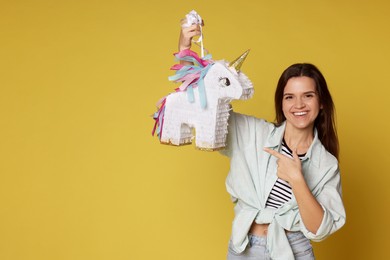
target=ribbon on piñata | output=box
[152,98,166,140]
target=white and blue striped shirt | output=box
[265,139,305,209]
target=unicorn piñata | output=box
[152,49,254,151]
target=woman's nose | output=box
[295,98,305,108]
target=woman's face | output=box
[282,76,321,132]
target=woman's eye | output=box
[219,77,231,87]
[284,96,293,100]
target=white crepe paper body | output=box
[152,49,253,151]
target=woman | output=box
[179,21,346,260]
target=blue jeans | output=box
[227,232,315,260]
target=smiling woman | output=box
[224,63,345,260]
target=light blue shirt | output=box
[221,112,346,260]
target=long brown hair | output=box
[274,63,339,159]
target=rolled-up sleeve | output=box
[301,166,346,241]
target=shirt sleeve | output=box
[300,164,346,241]
[220,111,266,157]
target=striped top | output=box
[265,139,306,209]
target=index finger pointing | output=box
[263,147,283,159]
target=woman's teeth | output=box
[294,112,307,116]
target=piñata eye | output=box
[219,77,231,87]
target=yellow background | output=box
[1,0,389,259]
